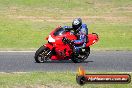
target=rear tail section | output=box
[86,33,99,47]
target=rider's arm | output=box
[73,26,88,44]
[73,34,86,44]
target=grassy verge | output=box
[0,72,131,88]
[0,0,132,50]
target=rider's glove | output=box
[70,40,75,46]
[62,37,67,44]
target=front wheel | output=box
[34,46,52,63]
[71,47,90,63]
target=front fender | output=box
[44,43,53,50]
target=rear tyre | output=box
[71,47,90,63]
[34,46,51,63]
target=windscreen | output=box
[53,27,65,36]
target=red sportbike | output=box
[34,26,99,63]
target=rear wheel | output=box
[71,47,90,63]
[34,46,52,63]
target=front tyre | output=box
[71,47,90,63]
[34,46,52,63]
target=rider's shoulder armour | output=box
[80,24,88,35]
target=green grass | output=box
[90,23,132,50]
[0,17,54,49]
[0,0,132,50]
[0,72,131,88]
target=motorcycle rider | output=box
[63,18,88,54]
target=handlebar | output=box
[62,37,74,49]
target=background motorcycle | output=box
[34,26,99,63]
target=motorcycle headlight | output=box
[48,35,55,42]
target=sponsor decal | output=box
[76,66,131,85]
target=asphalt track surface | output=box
[0,51,132,72]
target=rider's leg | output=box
[73,43,86,54]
